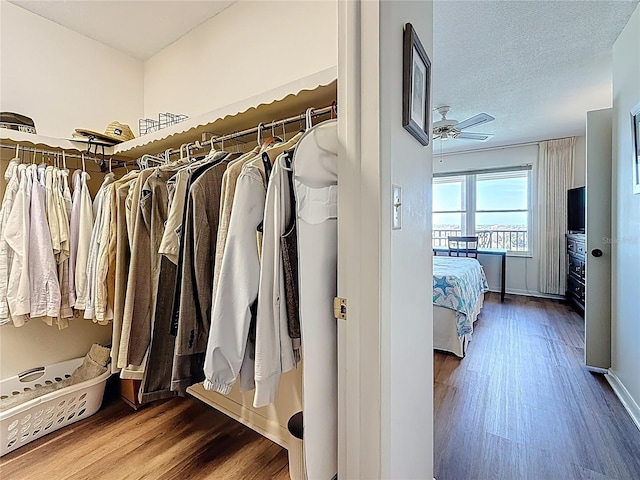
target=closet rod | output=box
[209,104,335,146]
[0,144,131,170]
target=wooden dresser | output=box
[566,233,586,314]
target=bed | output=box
[433,256,489,357]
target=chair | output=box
[448,236,479,258]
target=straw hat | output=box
[75,121,135,144]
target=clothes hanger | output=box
[12,144,20,164]
[305,107,314,130]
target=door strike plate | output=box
[334,297,347,320]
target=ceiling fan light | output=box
[440,132,449,140]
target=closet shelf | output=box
[0,129,114,154]
[113,67,338,159]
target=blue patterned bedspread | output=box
[433,257,489,339]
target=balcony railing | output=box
[433,229,529,252]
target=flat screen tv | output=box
[568,186,585,233]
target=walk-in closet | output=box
[0,2,435,479]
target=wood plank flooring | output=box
[0,395,289,480]
[435,293,640,480]
[2,293,638,479]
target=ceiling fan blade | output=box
[455,132,493,141]
[455,113,495,131]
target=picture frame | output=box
[632,102,640,195]
[403,22,431,146]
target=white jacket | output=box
[0,160,20,324]
[74,172,94,310]
[68,170,82,308]
[204,160,266,395]
[5,164,32,326]
[253,154,297,408]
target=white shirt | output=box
[5,164,32,326]
[74,172,95,310]
[29,164,61,319]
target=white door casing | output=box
[338,1,434,478]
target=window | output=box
[433,167,532,254]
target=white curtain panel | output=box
[538,137,577,295]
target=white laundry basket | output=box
[0,357,110,456]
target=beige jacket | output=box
[118,168,154,370]
[110,175,138,375]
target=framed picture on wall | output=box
[632,102,640,194]
[403,22,431,146]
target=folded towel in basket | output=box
[1,344,111,411]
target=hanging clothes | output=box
[203,134,303,395]
[171,154,230,395]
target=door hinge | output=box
[334,297,347,320]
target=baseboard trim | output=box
[606,369,640,432]
[486,288,564,300]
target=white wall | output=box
[143,0,337,119]
[611,4,640,417]
[338,2,433,477]
[434,144,545,296]
[380,2,434,477]
[0,1,144,139]
[0,2,141,377]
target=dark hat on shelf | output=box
[0,112,36,134]
[74,121,135,144]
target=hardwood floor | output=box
[2,293,638,479]
[0,395,290,480]
[435,292,640,480]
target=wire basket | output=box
[0,358,110,456]
[138,112,189,136]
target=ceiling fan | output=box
[432,105,495,141]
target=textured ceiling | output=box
[433,0,639,153]
[8,0,235,60]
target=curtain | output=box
[538,137,576,295]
